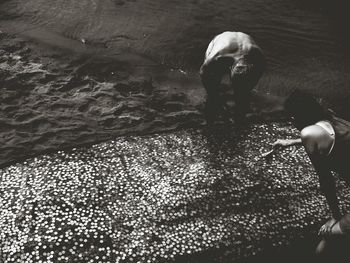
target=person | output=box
[199,31,266,123]
[274,90,350,257]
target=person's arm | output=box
[301,127,341,220]
[272,138,302,148]
[311,155,341,220]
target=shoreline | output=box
[0,31,285,168]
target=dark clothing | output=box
[316,235,350,262]
[200,47,265,122]
[339,213,350,234]
[320,116,350,233]
[327,116,350,182]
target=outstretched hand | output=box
[272,138,302,148]
[272,139,291,148]
[262,139,302,158]
[262,139,293,158]
[318,218,338,237]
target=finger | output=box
[262,149,274,157]
[320,229,325,236]
[328,225,334,235]
[318,226,324,235]
[322,227,328,236]
[319,226,326,235]
[326,225,333,236]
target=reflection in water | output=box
[1,0,349,70]
[1,0,350,166]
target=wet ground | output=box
[1,122,350,263]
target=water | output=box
[1,0,350,96]
[1,0,350,166]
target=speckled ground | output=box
[1,122,350,263]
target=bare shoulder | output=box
[214,31,254,44]
[204,31,261,63]
[301,125,333,155]
[300,125,326,139]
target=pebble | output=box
[1,122,350,262]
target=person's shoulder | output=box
[301,124,326,139]
[301,125,332,155]
[216,31,253,43]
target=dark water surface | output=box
[0,0,350,158]
[1,0,350,95]
[0,0,350,166]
